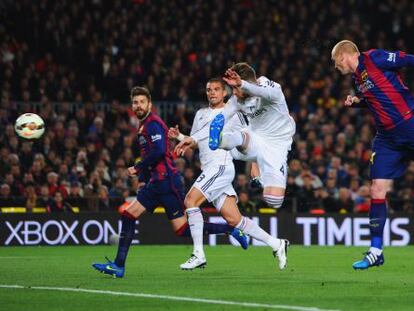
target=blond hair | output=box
[331,40,360,59]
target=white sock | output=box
[369,247,382,256]
[236,216,282,251]
[220,132,244,150]
[186,207,205,258]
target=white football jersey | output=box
[190,106,246,170]
[226,76,295,145]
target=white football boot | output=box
[273,239,289,270]
[180,254,207,270]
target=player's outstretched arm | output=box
[168,125,186,141]
[174,136,197,156]
[240,78,282,102]
[370,49,414,70]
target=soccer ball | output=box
[15,113,45,139]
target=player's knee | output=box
[119,209,138,220]
[175,222,189,237]
[370,183,388,199]
[263,194,284,209]
[184,195,195,209]
[220,134,233,150]
[222,214,241,227]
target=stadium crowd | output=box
[1,0,414,213]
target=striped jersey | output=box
[135,113,178,182]
[353,49,414,132]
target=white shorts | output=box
[230,129,291,188]
[192,164,237,211]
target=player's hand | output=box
[168,125,180,139]
[174,137,196,156]
[127,166,138,176]
[344,95,360,106]
[223,69,242,88]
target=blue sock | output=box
[203,222,233,235]
[114,215,136,267]
[177,222,233,237]
[370,199,387,250]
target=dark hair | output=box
[230,62,256,82]
[207,77,226,89]
[130,86,151,101]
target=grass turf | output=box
[0,245,413,311]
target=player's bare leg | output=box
[221,195,289,270]
[180,188,248,270]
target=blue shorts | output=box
[371,118,414,179]
[136,174,185,220]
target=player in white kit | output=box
[209,63,296,211]
[171,78,289,270]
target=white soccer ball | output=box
[15,113,45,139]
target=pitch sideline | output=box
[0,284,339,311]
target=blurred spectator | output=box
[1,0,414,213]
[47,191,73,213]
[97,185,111,211]
[24,184,37,212]
[238,191,256,214]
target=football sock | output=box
[176,222,233,237]
[236,216,281,251]
[204,222,233,235]
[187,207,205,258]
[369,199,387,251]
[114,214,136,267]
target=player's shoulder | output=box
[364,48,394,60]
[145,113,167,130]
[195,107,211,119]
[257,76,281,88]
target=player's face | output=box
[131,95,152,119]
[333,52,351,75]
[206,82,226,106]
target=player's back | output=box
[138,112,178,181]
[191,107,246,170]
[240,76,295,144]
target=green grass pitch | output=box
[0,245,413,311]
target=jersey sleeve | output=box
[240,77,283,103]
[135,121,166,171]
[190,110,200,137]
[369,49,414,70]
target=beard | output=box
[135,109,150,121]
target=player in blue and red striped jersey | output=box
[92,86,247,278]
[332,40,414,270]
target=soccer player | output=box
[331,40,414,269]
[172,78,289,270]
[92,86,247,278]
[209,63,296,211]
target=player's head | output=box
[130,86,152,120]
[230,62,256,99]
[230,62,257,83]
[206,78,227,107]
[331,40,360,75]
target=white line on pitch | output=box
[0,284,340,311]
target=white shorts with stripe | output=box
[230,129,291,188]
[191,164,237,211]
